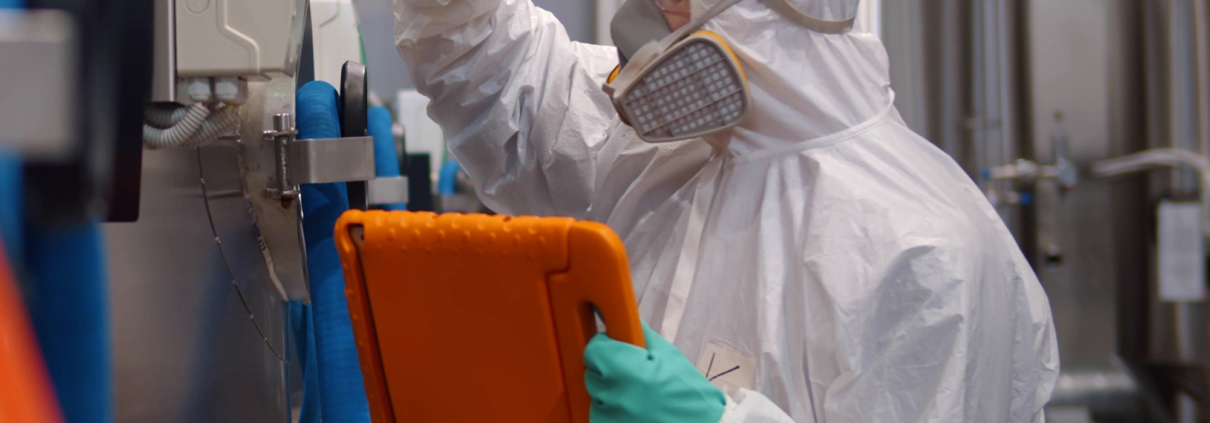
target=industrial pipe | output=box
[1092,148,1210,240]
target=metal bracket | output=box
[288,136,375,185]
[263,112,376,201]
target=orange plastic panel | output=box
[335,211,643,423]
[548,223,645,422]
[0,244,65,423]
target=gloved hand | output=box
[584,321,726,423]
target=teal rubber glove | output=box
[584,322,726,423]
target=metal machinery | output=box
[883,1,1210,422]
[108,0,400,421]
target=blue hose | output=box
[438,160,461,196]
[369,107,400,178]
[1,0,24,263]
[290,301,323,422]
[0,152,22,264]
[368,106,406,211]
[25,221,112,423]
[296,80,371,423]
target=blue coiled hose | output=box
[25,221,111,423]
[438,160,462,196]
[368,106,406,211]
[369,106,400,179]
[0,152,22,264]
[296,81,372,423]
[289,300,323,422]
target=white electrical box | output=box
[175,0,308,78]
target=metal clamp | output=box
[264,113,300,201]
[263,112,377,201]
[986,158,1078,190]
[985,122,1079,190]
[288,136,375,185]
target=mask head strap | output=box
[681,0,855,39]
[758,0,855,34]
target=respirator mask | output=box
[605,0,854,143]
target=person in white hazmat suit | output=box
[392,0,1060,421]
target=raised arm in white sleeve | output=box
[394,0,620,217]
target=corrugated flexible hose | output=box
[182,108,239,147]
[142,103,193,128]
[142,103,208,149]
[142,103,241,149]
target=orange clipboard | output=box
[335,210,645,423]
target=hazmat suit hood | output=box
[689,0,892,155]
[690,0,857,23]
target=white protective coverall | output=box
[393,0,1060,421]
